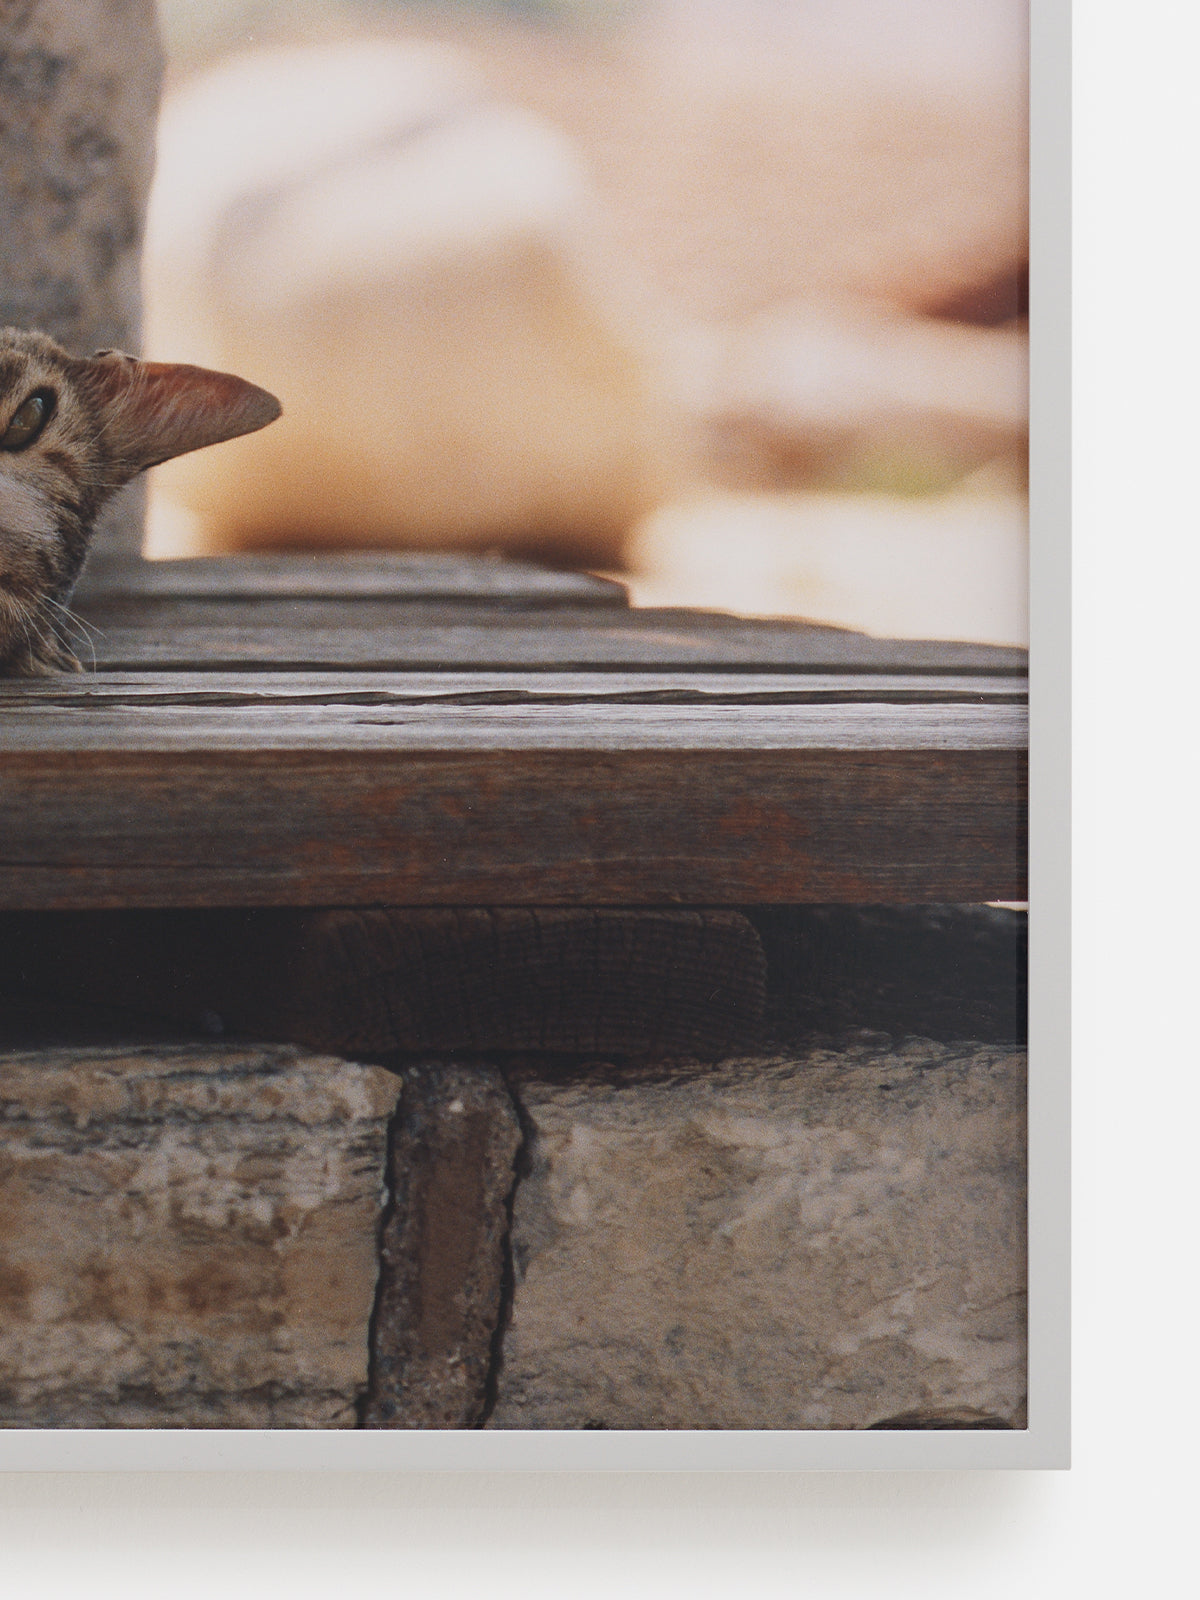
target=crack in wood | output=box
[3,687,1027,710]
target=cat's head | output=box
[0,326,280,675]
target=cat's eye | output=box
[0,389,55,452]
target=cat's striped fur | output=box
[0,327,279,675]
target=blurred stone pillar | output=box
[0,0,163,558]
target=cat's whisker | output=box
[5,593,39,670]
[3,591,31,641]
[42,593,106,643]
[60,620,98,674]
[35,595,95,672]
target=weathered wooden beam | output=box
[67,597,1028,673]
[0,742,1026,908]
[75,553,629,607]
[0,686,1027,751]
[0,668,1026,709]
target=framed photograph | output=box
[0,0,1066,1469]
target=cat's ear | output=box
[78,351,281,477]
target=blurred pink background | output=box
[145,0,1029,644]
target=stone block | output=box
[0,1042,400,1427]
[490,1040,1026,1429]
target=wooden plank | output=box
[68,598,1028,674]
[0,698,1026,752]
[0,669,1026,710]
[74,552,629,606]
[0,743,1026,908]
[0,709,1027,754]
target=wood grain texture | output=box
[0,699,1026,753]
[8,556,1027,909]
[68,597,1028,673]
[0,745,1026,907]
[0,669,1026,707]
[75,553,629,606]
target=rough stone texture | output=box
[364,1061,522,1429]
[490,1041,1026,1430]
[0,0,161,355]
[0,1042,400,1428]
[0,0,163,556]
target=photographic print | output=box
[0,0,1052,1463]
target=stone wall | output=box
[0,0,163,555]
[0,1032,1026,1431]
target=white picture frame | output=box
[0,0,1068,1472]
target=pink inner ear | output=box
[84,356,282,474]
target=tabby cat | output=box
[0,326,279,675]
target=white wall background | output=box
[1,2,1196,1591]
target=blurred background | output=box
[144,0,1028,644]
